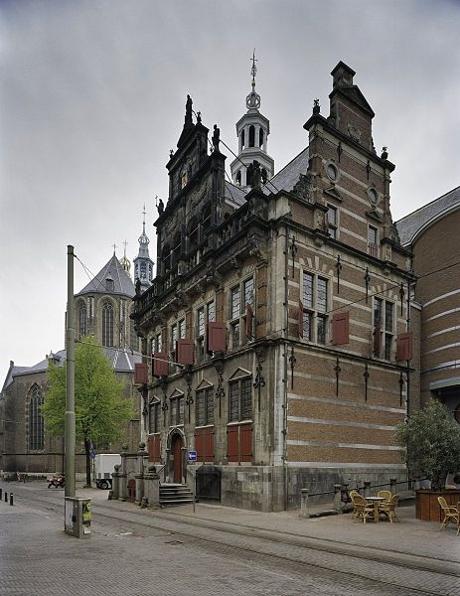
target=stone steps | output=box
[160,483,194,506]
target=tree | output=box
[42,336,134,487]
[396,400,460,491]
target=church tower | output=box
[231,51,274,189]
[133,206,154,291]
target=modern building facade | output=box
[133,62,415,511]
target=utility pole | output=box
[65,245,76,498]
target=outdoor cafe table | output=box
[366,496,385,522]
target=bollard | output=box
[390,477,397,494]
[299,488,310,518]
[333,483,343,513]
[9,493,13,506]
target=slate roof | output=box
[224,180,246,207]
[1,348,141,392]
[76,254,135,297]
[396,186,460,247]
[263,147,309,195]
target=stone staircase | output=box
[159,483,194,506]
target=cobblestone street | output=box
[1,482,459,595]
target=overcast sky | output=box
[1,0,459,382]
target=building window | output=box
[153,332,162,354]
[149,399,161,434]
[102,302,114,347]
[178,319,186,340]
[228,377,252,422]
[78,302,87,338]
[229,279,254,349]
[87,296,94,319]
[373,298,394,360]
[181,171,188,189]
[249,125,255,147]
[368,225,379,257]
[170,323,178,371]
[259,128,264,147]
[106,277,114,292]
[140,262,147,280]
[170,393,185,426]
[196,387,214,426]
[302,273,328,344]
[130,321,138,352]
[28,385,44,451]
[327,204,338,239]
[241,129,245,150]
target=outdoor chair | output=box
[437,496,460,531]
[351,493,374,523]
[379,494,399,523]
[349,490,360,518]
[377,490,392,503]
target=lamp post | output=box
[65,245,76,498]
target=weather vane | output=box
[251,49,258,90]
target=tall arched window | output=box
[102,302,114,347]
[78,302,87,338]
[249,125,255,147]
[259,128,264,147]
[241,129,245,149]
[29,385,44,450]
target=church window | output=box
[87,296,94,319]
[259,128,264,147]
[236,170,241,185]
[261,168,267,184]
[241,129,245,150]
[181,171,188,189]
[102,302,114,347]
[78,303,87,338]
[249,125,255,148]
[28,385,44,451]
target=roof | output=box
[1,347,142,392]
[76,254,135,297]
[263,147,309,195]
[224,180,246,207]
[396,186,460,246]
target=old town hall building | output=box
[133,61,414,511]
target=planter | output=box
[415,489,460,522]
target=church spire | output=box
[231,51,274,189]
[120,240,131,273]
[133,204,154,291]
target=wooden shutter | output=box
[204,427,214,462]
[245,304,254,339]
[148,435,161,462]
[240,423,253,462]
[195,429,204,462]
[298,301,304,338]
[396,332,413,361]
[207,322,226,353]
[152,351,168,377]
[331,311,350,345]
[227,425,239,462]
[176,339,195,365]
[134,362,148,384]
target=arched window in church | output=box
[249,125,255,148]
[261,168,268,184]
[236,170,241,185]
[241,129,245,150]
[78,302,87,338]
[102,302,114,347]
[28,385,44,451]
[259,128,264,148]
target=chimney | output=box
[331,61,355,89]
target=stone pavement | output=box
[1,481,460,596]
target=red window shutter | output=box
[148,435,161,462]
[227,426,239,462]
[134,362,148,384]
[152,352,168,377]
[205,427,214,461]
[396,332,413,361]
[195,429,204,462]
[373,325,382,357]
[240,424,253,462]
[245,304,254,339]
[176,339,195,365]
[207,322,226,353]
[298,301,304,338]
[331,311,350,345]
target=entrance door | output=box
[171,434,183,483]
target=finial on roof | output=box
[246,49,261,110]
[120,240,131,273]
[142,203,146,234]
[185,94,193,126]
[313,98,320,115]
[112,243,117,255]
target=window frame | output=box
[301,271,329,345]
[373,297,394,360]
[228,376,253,423]
[228,277,255,349]
[28,385,44,451]
[148,398,161,434]
[195,386,214,427]
[326,204,339,239]
[169,392,185,427]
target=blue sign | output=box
[187,450,197,462]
